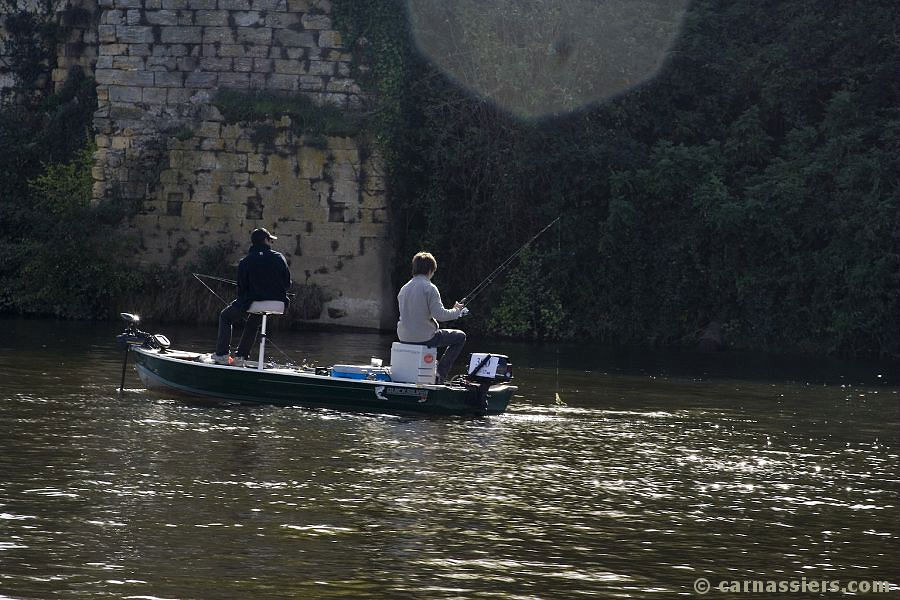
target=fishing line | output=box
[192,273,231,305]
[554,217,564,406]
[461,216,561,306]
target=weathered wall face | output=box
[90,0,396,329]
[1,0,98,101]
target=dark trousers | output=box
[215,300,261,358]
[424,329,467,380]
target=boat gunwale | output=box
[130,345,517,395]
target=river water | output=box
[0,317,897,599]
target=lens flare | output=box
[408,0,690,118]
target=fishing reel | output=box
[116,313,170,351]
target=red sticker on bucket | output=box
[424,354,434,364]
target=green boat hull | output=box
[130,347,515,416]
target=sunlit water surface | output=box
[0,318,897,599]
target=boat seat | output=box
[246,301,285,371]
[247,300,285,315]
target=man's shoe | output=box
[212,353,231,365]
[233,356,245,368]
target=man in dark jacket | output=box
[210,227,292,365]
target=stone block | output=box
[251,0,286,9]
[308,60,334,76]
[253,58,273,73]
[273,59,306,74]
[298,75,324,90]
[202,27,236,44]
[116,0,143,7]
[318,30,343,49]
[103,9,124,25]
[301,13,331,30]
[145,9,178,25]
[247,153,267,173]
[287,0,311,10]
[194,10,228,26]
[326,78,360,94]
[130,44,152,56]
[265,12,299,29]
[199,57,232,71]
[216,153,248,172]
[96,69,155,86]
[143,87,168,103]
[155,71,184,87]
[126,9,141,25]
[110,134,133,149]
[162,0,188,8]
[147,56,177,70]
[160,26,202,44]
[154,43,189,57]
[236,27,272,45]
[233,57,253,72]
[188,0,216,8]
[274,29,314,47]
[232,11,262,26]
[99,42,128,55]
[176,56,198,70]
[112,55,145,70]
[266,73,296,90]
[197,121,221,138]
[218,0,250,9]
[117,25,155,43]
[98,24,117,42]
[218,72,250,88]
[95,55,114,69]
[184,72,218,88]
[166,89,192,104]
[204,202,239,219]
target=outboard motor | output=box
[464,353,513,415]
[116,313,170,351]
[115,312,170,393]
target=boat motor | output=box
[464,353,513,415]
[116,312,171,393]
[466,353,513,384]
[116,313,170,351]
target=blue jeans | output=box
[215,300,262,358]
[424,329,466,380]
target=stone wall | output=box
[0,0,98,100]
[89,0,396,329]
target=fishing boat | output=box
[116,312,516,416]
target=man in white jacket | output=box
[396,251,468,383]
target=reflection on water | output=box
[0,318,897,598]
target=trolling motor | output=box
[116,313,170,392]
[464,353,514,415]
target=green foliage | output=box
[0,67,140,320]
[486,249,564,339]
[0,0,65,104]
[333,0,899,357]
[1,143,140,319]
[212,89,361,137]
[174,127,194,141]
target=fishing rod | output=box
[192,273,234,306]
[461,216,560,306]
